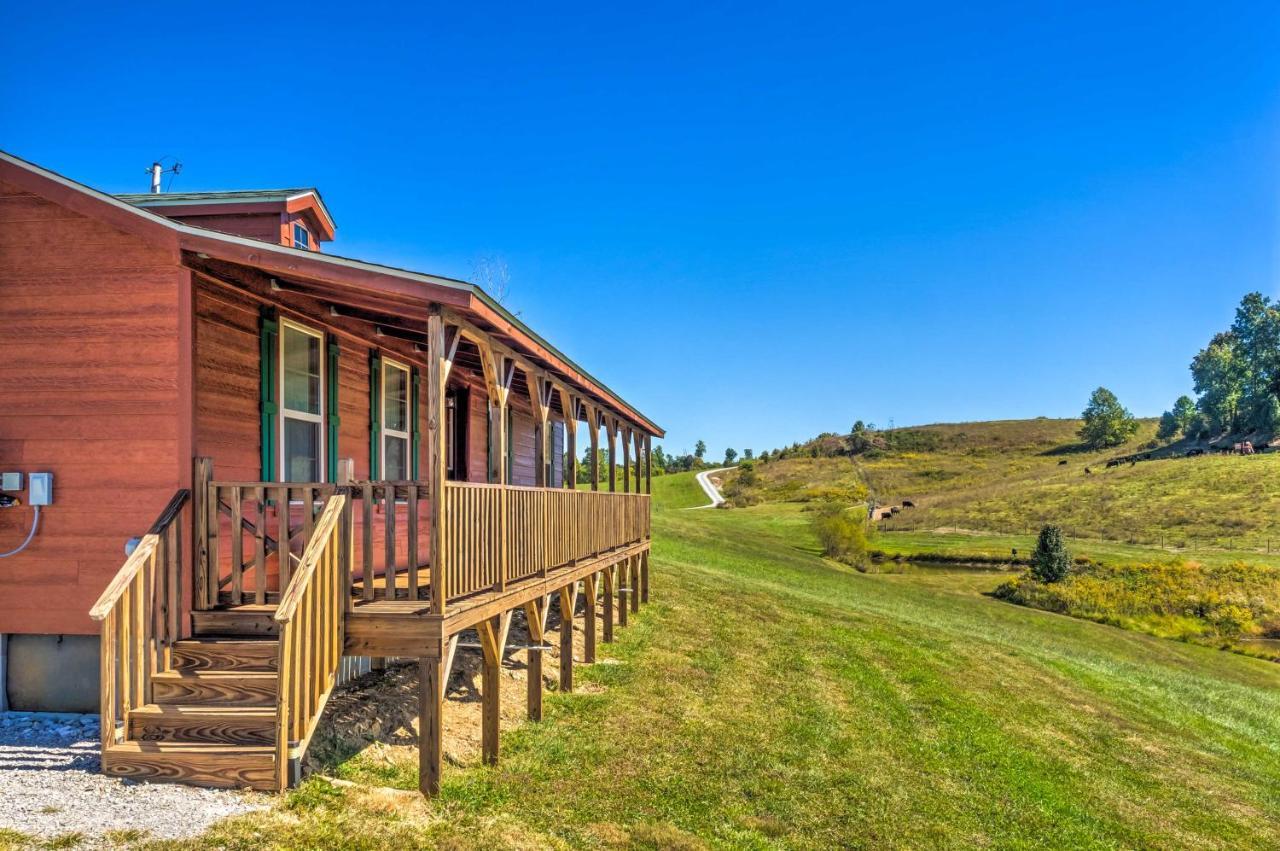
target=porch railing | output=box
[443,483,649,603]
[194,459,650,614]
[89,489,190,747]
[274,493,347,790]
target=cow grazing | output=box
[890,506,901,515]
[902,500,915,508]
[1058,459,1068,465]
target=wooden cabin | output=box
[0,151,660,794]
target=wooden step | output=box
[128,704,277,746]
[192,605,278,637]
[103,741,277,790]
[150,670,277,706]
[171,638,278,672]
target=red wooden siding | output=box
[0,179,183,635]
[467,377,489,482]
[511,411,536,486]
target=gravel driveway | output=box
[0,712,267,844]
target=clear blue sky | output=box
[3,2,1278,459]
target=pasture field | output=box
[735,418,1280,550]
[21,471,1271,850]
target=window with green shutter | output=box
[368,349,382,478]
[411,367,421,480]
[259,310,279,481]
[326,336,340,482]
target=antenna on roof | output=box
[147,159,182,194]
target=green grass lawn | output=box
[38,471,1279,850]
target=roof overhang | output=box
[116,188,337,241]
[0,150,662,437]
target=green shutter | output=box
[369,350,382,478]
[410,367,421,480]
[259,310,279,481]
[326,336,340,482]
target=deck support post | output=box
[630,555,640,614]
[582,571,598,663]
[633,430,642,494]
[617,558,629,628]
[641,549,650,604]
[419,647,446,796]
[477,614,508,766]
[523,598,548,721]
[602,566,615,642]
[558,582,577,692]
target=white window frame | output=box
[292,222,310,250]
[381,358,411,480]
[279,318,326,483]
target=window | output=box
[292,222,310,250]
[382,360,410,480]
[280,320,324,482]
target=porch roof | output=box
[0,149,662,437]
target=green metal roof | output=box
[115,188,336,233]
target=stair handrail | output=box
[273,492,348,790]
[89,488,190,751]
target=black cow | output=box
[1084,467,1093,475]
[1058,459,1068,465]
[1186,448,1205,457]
[902,500,915,508]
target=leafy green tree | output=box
[652,444,668,472]
[1030,525,1071,584]
[1157,395,1199,441]
[724,448,738,464]
[743,448,754,461]
[694,440,706,460]
[1078,387,1139,448]
[1191,332,1245,434]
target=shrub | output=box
[811,503,870,568]
[1030,525,1071,583]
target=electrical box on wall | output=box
[28,473,52,506]
[1,472,21,492]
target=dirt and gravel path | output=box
[0,712,265,844]
[692,466,734,508]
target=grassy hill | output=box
[735,418,1280,551]
[24,471,1271,850]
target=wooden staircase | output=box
[102,610,282,790]
[92,491,349,792]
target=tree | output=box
[652,444,668,472]
[743,448,754,461]
[694,440,706,460]
[1078,387,1138,448]
[1191,332,1245,434]
[1156,395,1200,442]
[724,448,738,465]
[1030,525,1071,584]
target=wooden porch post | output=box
[630,554,640,614]
[566,396,578,489]
[194,457,213,613]
[641,549,650,604]
[419,643,446,796]
[606,418,618,493]
[634,431,643,494]
[622,426,631,493]
[530,374,549,488]
[582,571,597,663]
[427,307,448,615]
[589,406,600,491]
[602,566,614,643]
[523,597,548,721]
[477,612,510,765]
[617,558,629,627]
[645,435,652,494]
[558,581,577,692]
